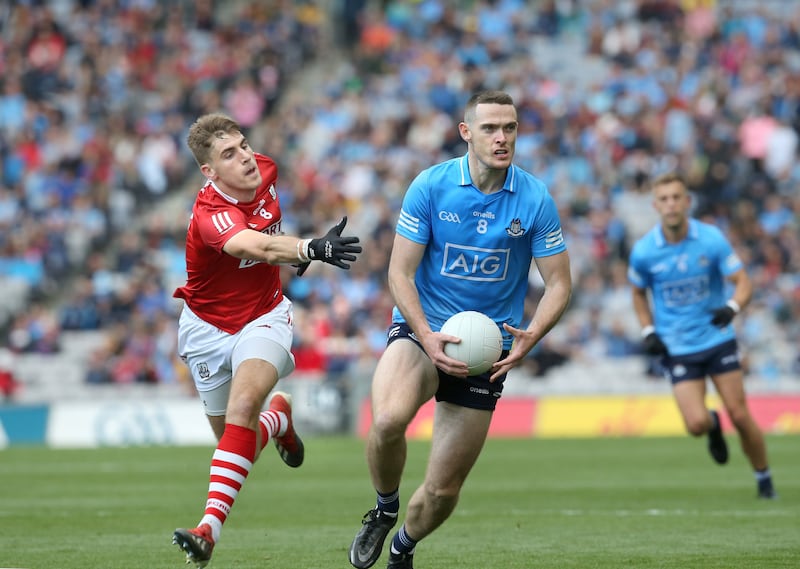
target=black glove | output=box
[298,216,361,274]
[710,305,736,327]
[643,332,668,356]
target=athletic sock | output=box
[390,524,417,556]
[376,488,400,516]
[199,424,256,542]
[754,467,772,482]
[258,409,284,450]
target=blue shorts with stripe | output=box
[661,339,741,384]
[387,322,507,411]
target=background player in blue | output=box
[628,173,776,499]
[348,90,572,569]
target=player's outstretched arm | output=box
[296,216,361,275]
[223,216,362,270]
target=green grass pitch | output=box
[1,435,797,568]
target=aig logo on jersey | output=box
[441,243,509,282]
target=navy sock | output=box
[376,488,399,516]
[390,524,417,556]
[755,468,771,482]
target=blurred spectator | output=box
[59,276,102,331]
[602,320,642,358]
[8,303,60,354]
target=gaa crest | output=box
[196,362,210,379]
[505,218,526,237]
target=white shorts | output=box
[177,298,296,416]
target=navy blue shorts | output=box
[661,339,741,384]
[386,323,507,411]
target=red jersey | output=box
[174,153,285,333]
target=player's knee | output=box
[370,411,410,441]
[225,396,263,424]
[685,416,707,437]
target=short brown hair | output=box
[186,113,242,166]
[464,90,515,123]
[651,172,686,190]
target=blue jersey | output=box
[627,219,741,355]
[393,154,566,349]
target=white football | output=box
[440,311,503,376]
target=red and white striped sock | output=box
[258,409,287,450]
[199,424,256,542]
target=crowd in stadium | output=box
[1,0,799,391]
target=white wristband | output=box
[641,325,655,338]
[296,239,311,263]
[726,299,740,314]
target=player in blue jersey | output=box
[628,173,776,499]
[348,90,572,569]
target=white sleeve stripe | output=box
[545,229,564,248]
[211,211,236,234]
[399,209,419,223]
[398,210,420,233]
[211,213,224,233]
[397,219,418,233]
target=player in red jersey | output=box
[171,113,361,568]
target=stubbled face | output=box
[653,180,691,232]
[460,103,518,170]
[200,131,262,195]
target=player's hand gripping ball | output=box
[440,311,503,376]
